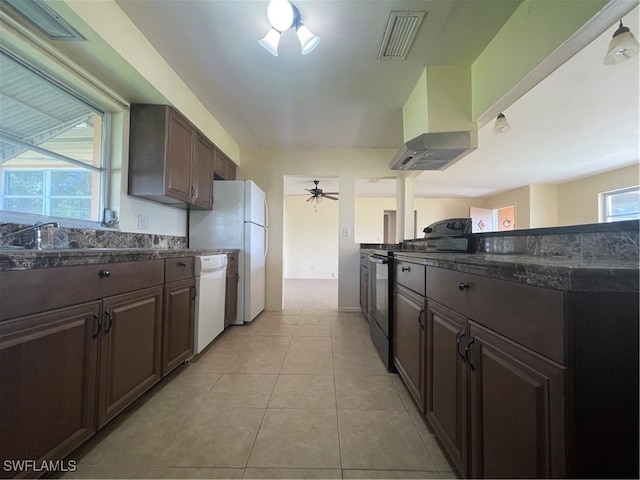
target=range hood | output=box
[389,131,476,171]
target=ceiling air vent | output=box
[377,11,426,60]
[2,0,84,41]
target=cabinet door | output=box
[192,135,214,209]
[98,287,163,427]
[224,257,239,327]
[360,265,368,316]
[468,321,566,479]
[392,283,425,410]
[0,303,100,478]
[163,279,195,376]
[165,110,194,203]
[425,301,468,477]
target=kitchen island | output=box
[361,220,639,479]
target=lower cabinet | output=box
[0,258,190,478]
[224,253,239,327]
[162,279,195,376]
[392,283,425,411]
[425,301,468,477]
[467,321,565,479]
[98,287,163,428]
[0,303,100,480]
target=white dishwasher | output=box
[194,254,227,355]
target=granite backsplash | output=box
[0,223,187,250]
[365,220,639,264]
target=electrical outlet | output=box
[138,214,149,230]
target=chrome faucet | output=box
[0,222,60,250]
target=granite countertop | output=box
[390,250,638,293]
[0,248,240,272]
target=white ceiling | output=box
[52,1,640,198]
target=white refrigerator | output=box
[189,180,267,324]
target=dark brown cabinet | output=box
[214,148,237,180]
[392,257,427,410]
[225,253,239,327]
[0,260,165,477]
[162,257,195,376]
[0,303,100,479]
[425,266,567,479]
[128,104,215,209]
[425,301,468,477]
[393,283,425,410]
[98,287,163,427]
[467,321,565,479]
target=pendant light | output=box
[259,0,319,56]
[603,20,639,65]
[493,113,511,134]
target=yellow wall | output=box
[415,197,485,232]
[354,198,397,244]
[483,186,531,230]
[529,184,559,228]
[284,196,339,279]
[558,164,640,225]
[471,0,609,120]
[238,147,397,312]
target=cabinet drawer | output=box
[0,260,164,321]
[395,259,425,295]
[165,256,195,282]
[426,266,566,364]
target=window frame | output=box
[600,186,640,223]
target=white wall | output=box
[239,147,398,312]
[284,196,338,279]
[558,164,640,225]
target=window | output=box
[0,49,108,223]
[602,186,640,222]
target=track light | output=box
[603,19,639,65]
[493,113,511,134]
[259,0,319,56]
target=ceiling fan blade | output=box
[322,194,339,201]
[322,191,339,195]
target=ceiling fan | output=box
[304,180,339,203]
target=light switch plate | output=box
[138,214,149,230]
[342,227,350,237]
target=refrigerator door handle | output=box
[264,227,269,259]
[263,196,269,228]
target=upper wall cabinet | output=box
[128,104,215,209]
[214,148,237,181]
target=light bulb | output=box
[267,0,295,32]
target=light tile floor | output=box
[63,279,459,479]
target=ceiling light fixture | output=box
[259,0,319,57]
[603,19,639,65]
[493,113,511,134]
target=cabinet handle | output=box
[104,311,113,333]
[456,332,466,360]
[417,309,424,329]
[401,266,410,272]
[191,186,195,197]
[465,337,476,371]
[192,286,198,300]
[458,281,469,291]
[178,262,187,267]
[235,273,240,282]
[99,269,111,278]
[92,314,102,339]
